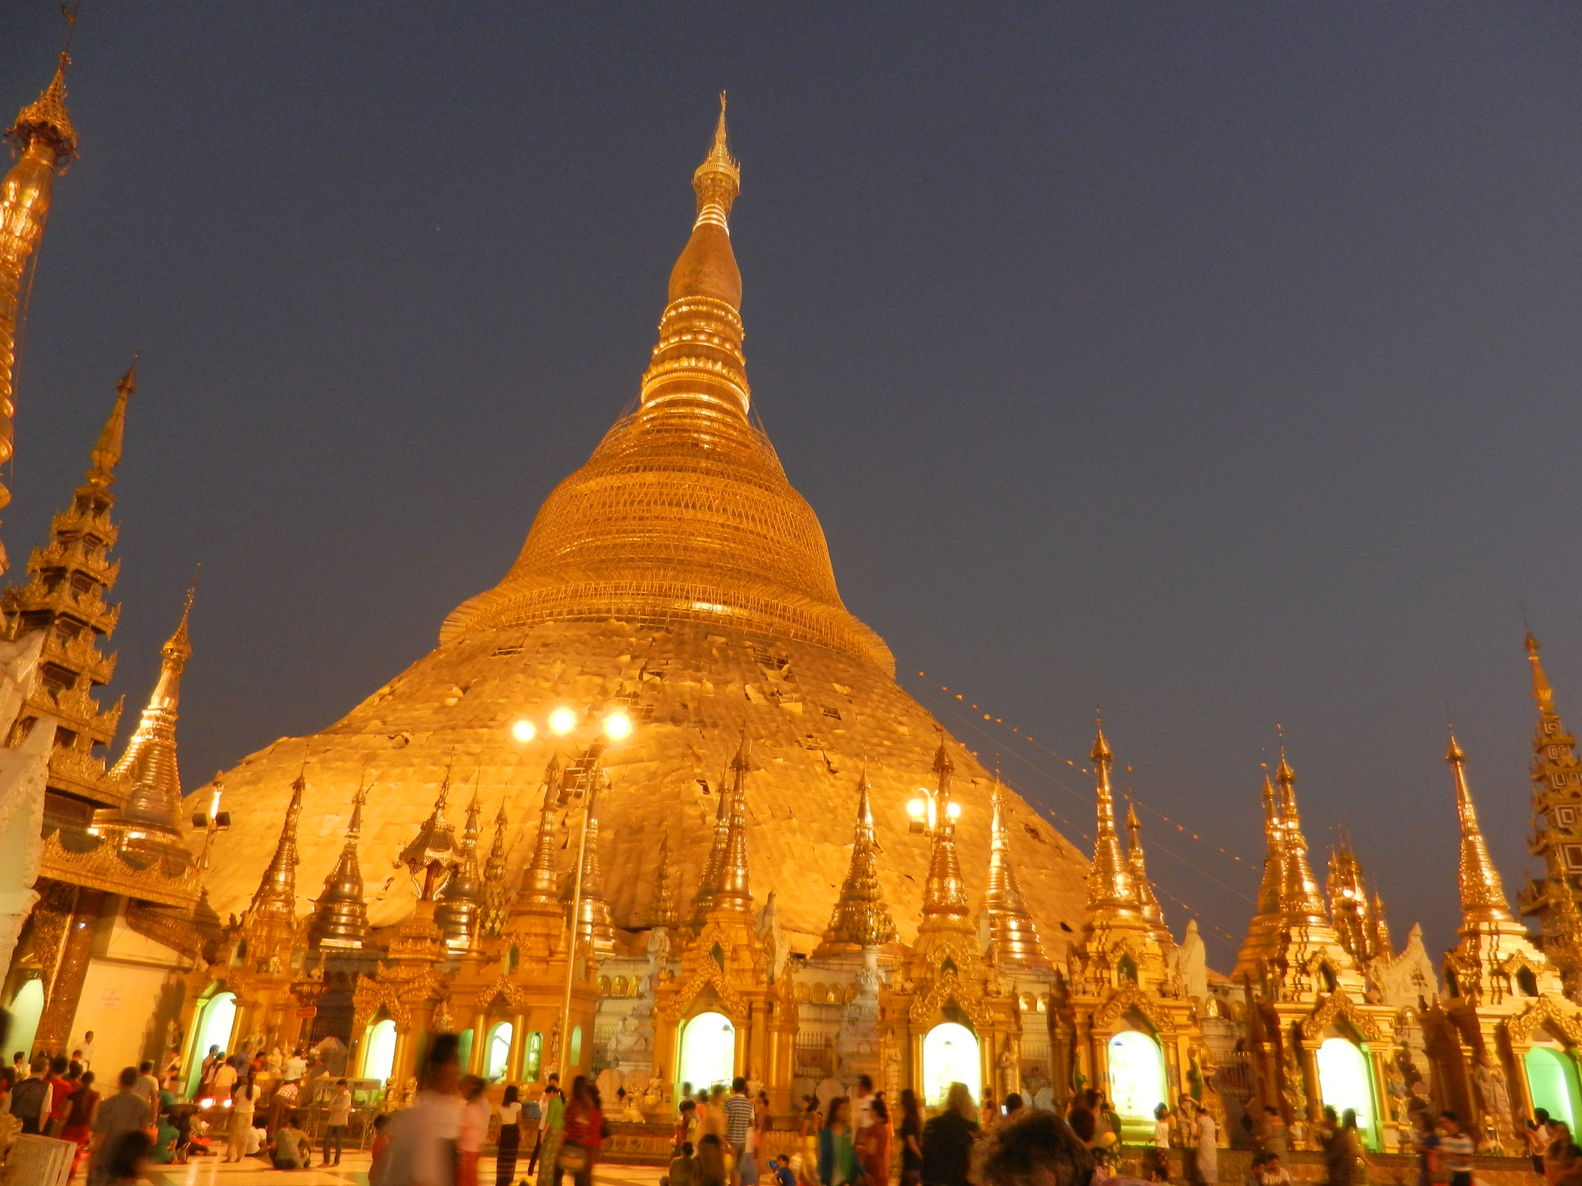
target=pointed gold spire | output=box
[816,765,897,956]
[1528,632,1556,712]
[517,757,564,913]
[713,738,753,910]
[642,96,748,416]
[480,802,510,937]
[565,777,615,952]
[86,356,135,487]
[309,779,370,951]
[1448,734,1519,928]
[650,830,680,929]
[982,777,1051,971]
[239,771,305,967]
[98,585,198,862]
[1087,724,1135,911]
[0,50,80,536]
[1125,799,1169,941]
[436,789,485,953]
[1275,753,1328,921]
[919,738,972,935]
[1518,634,1582,980]
[692,741,747,921]
[1326,840,1387,964]
[397,769,459,900]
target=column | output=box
[508,1013,527,1081]
[470,1013,488,1075]
[33,888,101,1054]
[1298,1040,1322,1125]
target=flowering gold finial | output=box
[692,91,740,228]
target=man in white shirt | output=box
[77,1031,95,1069]
[211,1056,238,1100]
[283,1048,307,1083]
[134,1060,162,1111]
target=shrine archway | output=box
[1315,1037,1381,1151]
[6,980,42,1055]
[362,1019,397,1083]
[486,1022,512,1082]
[1107,1031,1168,1139]
[922,1022,981,1108]
[678,1011,735,1092]
[186,991,237,1097]
[1525,1046,1581,1129]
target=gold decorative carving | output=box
[1504,995,1582,1046]
[908,971,992,1028]
[38,830,201,909]
[1093,985,1176,1035]
[1299,991,1384,1043]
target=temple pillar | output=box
[33,888,101,1054]
[469,1012,488,1075]
[1074,1019,1093,1095]
[1367,1045,1392,1149]
[508,1013,526,1080]
[1298,1039,1321,1125]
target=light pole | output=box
[190,774,231,870]
[511,705,634,1081]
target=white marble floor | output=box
[138,1152,665,1186]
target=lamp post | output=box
[190,774,231,869]
[906,782,961,837]
[511,705,634,1081]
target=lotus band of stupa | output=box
[4,35,1582,1179]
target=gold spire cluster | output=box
[981,778,1051,970]
[1325,839,1390,965]
[0,52,79,535]
[238,772,304,968]
[693,739,754,920]
[918,742,972,936]
[816,768,897,956]
[1518,633,1582,985]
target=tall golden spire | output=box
[918,740,972,935]
[649,830,680,929]
[1517,633,1582,978]
[1125,800,1170,943]
[981,777,1051,971]
[712,739,754,911]
[239,771,304,967]
[438,98,892,672]
[566,778,616,952]
[816,766,897,956]
[480,803,510,937]
[397,770,459,900]
[692,744,743,922]
[435,790,485,954]
[1448,735,1518,928]
[1275,754,1328,923]
[309,780,370,951]
[97,585,197,862]
[0,50,79,539]
[1325,840,1388,964]
[86,357,135,487]
[517,758,564,912]
[1086,725,1135,911]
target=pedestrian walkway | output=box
[141,1152,666,1186]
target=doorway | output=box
[1107,1031,1168,1140]
[678,1011,735,1093]
[1315,1037,1380,1151]
[922,1022,981,1108]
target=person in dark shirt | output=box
[900,1090,925,1186]
[977,1109,1094,1186]
[1067,1092,1097,1145]
[921,1083,979,1186]
[775,1153,797,1186]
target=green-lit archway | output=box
[1108,1031,1168,1140]
[362,1019,397,1083]
[1315,1037,1381,1151]
[922,1022,981,1108]
[1525,1046,1582,1129]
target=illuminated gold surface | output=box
[308,781,369,950]
[1517,633,1582,986]
[194,107,1090,949]
[981,780,1050,970]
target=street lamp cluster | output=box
[510,706,633,745]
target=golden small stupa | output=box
[197,99,1089,948]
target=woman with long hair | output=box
[497,1084,524,1186]
[60,1069,98,1173]
[225,1068,259,1163]
[818,1097,859,1186]
[797,1095,822,1186]
[560,1075,605,1186]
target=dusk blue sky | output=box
[3,3,1580,967]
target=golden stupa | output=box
[198,101,1089,948]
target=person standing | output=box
[78,1031,96,1070]
[1435,1112,1475,1186]
[88,1068,152,1186]
[497,1084,525,1186]
[458,1075,491,1186]
[920,1084,978,1186]
[283,1047,307,1084]
[9,1054,52,1134]
[1194,1105,1219,1186]
[61,1070,99,1172]
[208,1055,236,1103]
[725,1077,756,1186]
[899,1090,924,1186]
[1149,1104,1172,1182]
[819,1097,859,1186]
[561,1075,604,1186]
[225,1069,260,1162]
[536,1082,566,1186]
[381,1034,464,1186]
[322,1077,354,1167]
[861,1096,892,1186]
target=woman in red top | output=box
[859,1096,892,1186]
[560,1076,604,1186]
[60,1070,98,1171]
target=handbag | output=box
[559,1142,590,1173]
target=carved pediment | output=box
[1504,995,1582,1046]
[908,971,992,1028]
[1300,991,1384,1043]
[1093,984,1175,1035]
